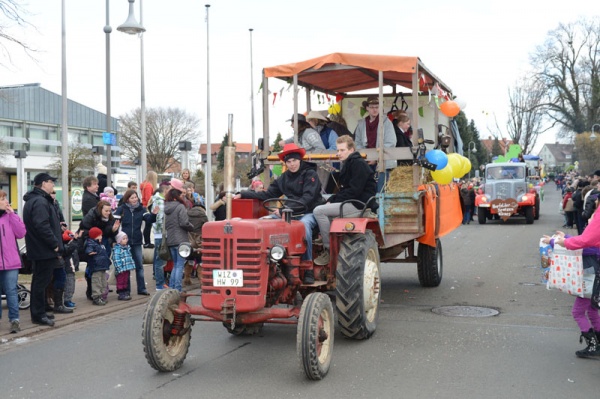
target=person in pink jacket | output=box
[554,197,600,358]
[0,190,27,333]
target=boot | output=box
[53,289,74,314]
[576,329,600,358]
[303,270,315,285]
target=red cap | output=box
[62,230,74,242]
[88,227,103,240]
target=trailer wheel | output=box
[478,207,487,224]
[223,322,263,336]
[336,231,381,340]
[525,206,534,224]
[142,289,191,372]
[297,292,334,380]
[417,239,443,287]
[534,197,540,220]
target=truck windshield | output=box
[486,166,525,180]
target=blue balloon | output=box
[425,150,448,170]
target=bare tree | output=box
[119,107,202,173]
[46,143,97,192]
[0,0,36,67]
[530,18,600,137]
[506,77,554,154]
[573,133,600,175]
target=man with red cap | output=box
[235,143,323,283]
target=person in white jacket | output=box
[353,96,397,192]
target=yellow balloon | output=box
[461,156,472,176]
[446,153,462,178]
[431,165,454,184]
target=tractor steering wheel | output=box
[262,198,307,217]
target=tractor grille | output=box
[202,234,263,296]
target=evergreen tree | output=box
[272,132,283,152]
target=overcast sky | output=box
[2,0,599,154]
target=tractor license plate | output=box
[212,270,244,287]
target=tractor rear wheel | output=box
[142,289,191,372]
[336,231,381,340]
[417,239,443,287]
[297,292,334,380]
[478,207,487,224]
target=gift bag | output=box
[539,238,553,284]
[547,245,584,297]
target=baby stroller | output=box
[1,284,31,310]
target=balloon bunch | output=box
[440,98,467,118]
[425,151,472,184]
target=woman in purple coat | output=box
[0,190,27,333]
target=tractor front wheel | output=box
[336,231,381,340]
[297,292,334,380]
[142,289,191,372]
[525,206,534,224]
[478,207,487,224]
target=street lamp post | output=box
[118,0,146,178]
[467,141,477,179]
[104,0,112,191]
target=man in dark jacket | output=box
[313,136,377,265]
[235,143,322,283]
[23,173,64,326]
[81,175,100,217]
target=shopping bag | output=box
[539,238,553,284]
[547,245,584,297]
[159,239,171,261]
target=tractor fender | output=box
[330,218,384,247]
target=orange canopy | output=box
[263,52,451,94]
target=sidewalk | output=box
[0,251,200,343]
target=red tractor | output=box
[142,198,382,380]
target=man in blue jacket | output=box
[23,173,64,326]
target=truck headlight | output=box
[270,245,285,261]
[178,242,192,258]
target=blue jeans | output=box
[297,213,317,261]
[129,245,147,294]
[153,237,167,289]
[0,269,19,321]
[168,246,186,291]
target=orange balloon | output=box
[440,100,460,117]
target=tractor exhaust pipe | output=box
[224,114,236,220]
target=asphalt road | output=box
[1,184,599,399]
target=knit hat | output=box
[96,163,107,175]
[62,230,75,242]
[115,231,127,245]
[88,227,103,240]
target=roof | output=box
[540,143,574,164]
[480,137,513,155]
[263,52,452,95]
[0,83,119,131]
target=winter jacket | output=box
[82,190,100,217]
[328,151,377,208]
[283,128,327,152]
[97,173,117,198]
[150,192,166,238]
[241,161,324,213]
[99,193,117,210]
[393,123,413,148]
[164,200,194,247]
[23,187,63,261]
[111,244,136,274]
[114,203,149,246]
[562,192,573,210]
[572,189,584,211]
[188,205,208,251]
[583,189,599,220]
[0,210,27,270]
[460,188,475,207]
[354,115,397,170]
[85,238,111,272]
[79,207,119,245]
[318,125,338,150]
[140,181,154,207]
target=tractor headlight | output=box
[270,245,285,261]
[178,242,193,259]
